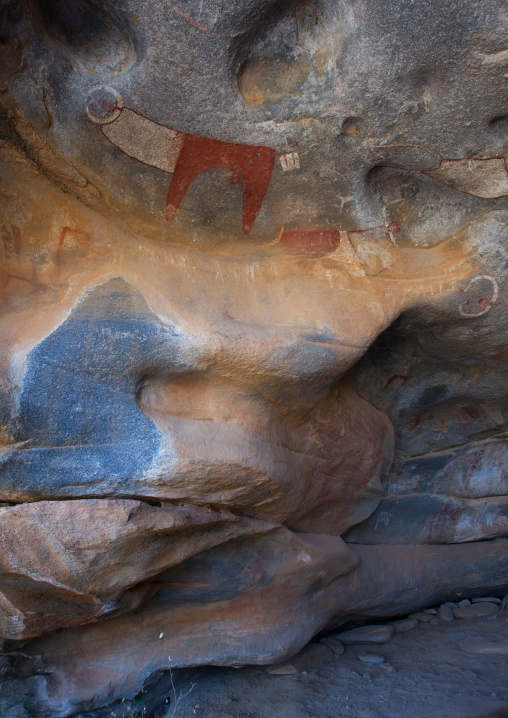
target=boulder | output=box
[320,637,345,655]
[458,640,508,655]
[389,618,419,633]
[333,625,394,645]
[1,0,508,713]
[453,603,499,620]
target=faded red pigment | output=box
[280,229,341,253]
[165,134,276,234]
[384,374,414,389]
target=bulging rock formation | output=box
[0,0,507,714]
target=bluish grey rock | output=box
[437,604,455,622]
[453,603,499,620]
[334,625,394,645]
[389,618,419,633]
[357,653,385,665]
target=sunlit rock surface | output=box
[0,0,508,714]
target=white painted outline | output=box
[459,275,499,318]
[86,86,123,124]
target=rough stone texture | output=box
[438,604,455,622]
[389,617,420,633]
[357,653,385,665]
[333,625,394,645]
[287,643,335,672]
[0,499,275,639]
[459,639,508,655]
[0,0,508,714]
[319,637,345,655]
[115,617,508,718]
[453,602,500,619]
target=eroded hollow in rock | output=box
[0,0,507,715]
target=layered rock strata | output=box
[0,0,508,714]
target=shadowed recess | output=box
[26,0,137,74]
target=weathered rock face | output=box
[0,0,508,714]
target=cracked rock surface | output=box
[0,0,507,714]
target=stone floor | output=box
[97,606,508,718]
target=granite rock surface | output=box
[0,0,508,714]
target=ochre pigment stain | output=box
[166,134,276,234]
[94,103,276,234]
[280,229,341,253]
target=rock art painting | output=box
[89,87,275,233]
[0,0,508,715]
[423,157,508,199]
